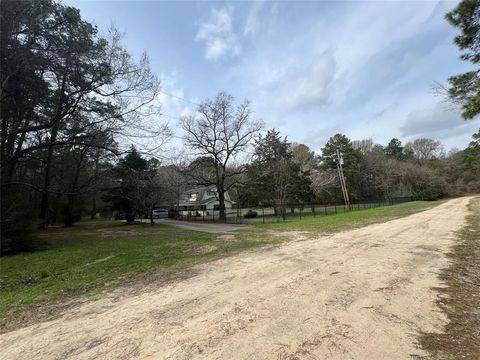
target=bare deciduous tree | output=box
[405,138,443,163]
[309,169,337,197]
[181,92,262,220]
[352,139,375,155]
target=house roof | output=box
[179,186,233,206]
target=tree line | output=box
[1,0,479,253]
[1,0,169,251]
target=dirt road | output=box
[0,197,471,359]
[155,219,250,233]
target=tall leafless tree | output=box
[405,138,443,164]
[180,92,262,220]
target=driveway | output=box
[0,197,471,359]
[155,219,250,233]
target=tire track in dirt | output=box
[0,197,471,359]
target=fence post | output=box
[313,205,315,217]
[262,207,265,224]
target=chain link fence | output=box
[172,197,414,224]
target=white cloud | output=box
[180,106,193,117]
[157,73,184,108]
[283,53,336,111]
[400,102,479,140]
[194,1,473,150]
[153,72,197,125]
[196,7,240,61]
[243,1,263,37]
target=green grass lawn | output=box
[0,221,284,323]
[226,201,393,224]
[255,200,441,232]
[0,200,441,326]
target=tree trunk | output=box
[64,149,85,227]
[38,118,61,226]
[218,188,226,221]
[65,203,73,227]
[40,60,70,227]
[90,197,96,220]
[90,154,99,220]
[38,143,53,223]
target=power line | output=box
[158,90,323,150]
[161,113,184,122]
[159,89,201,107]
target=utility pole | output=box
[336,149,351,210]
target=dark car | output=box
[244,210,258,218]
[114,212,125,220]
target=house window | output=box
[201,205,207,210]
[207,190,216,196]
[213,204,220,210]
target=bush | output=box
[400,163,447,201]
[0,209,37,255]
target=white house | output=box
[178,186,234,215]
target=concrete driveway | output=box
[155,219,250,233]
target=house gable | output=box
[179,186,234,209]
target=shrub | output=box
[0,209,37,255]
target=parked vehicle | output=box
[152,208,169,219]
[244,210,258,218]
[114,212,125,220]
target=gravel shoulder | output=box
[0,197,471,359]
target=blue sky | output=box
[68,0,479,152]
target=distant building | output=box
[178,186,234,215]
